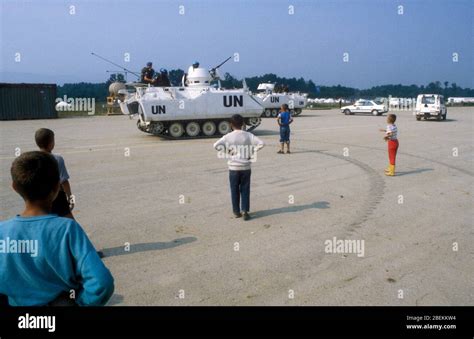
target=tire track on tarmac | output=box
[295,138,474,177]
[266,141,385,234]
[256,142,385,303]
[292,145,385,233]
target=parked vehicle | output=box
[253,83,307,117]
[341,99,388,116]
[414,94,447,121]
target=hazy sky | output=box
[0,0,472,88]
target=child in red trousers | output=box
[380,114,398,176]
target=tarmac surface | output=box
[0,107,472,306]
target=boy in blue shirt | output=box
[277,104,293,154]
[0,151,114,306]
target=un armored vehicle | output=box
[252,83,307,117]
[118,61,264,138]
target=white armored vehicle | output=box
[118,60,264,138]
[253,83,307,117]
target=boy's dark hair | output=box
[387,114,397,123]
[35,128,54,149]
[11,151,59,201]
[230,114,244,128]
[281,104,289,111]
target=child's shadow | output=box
[396,168,433,176]
[251,201,330,219]
[253,129,280,136]
[101,237,197,258]
[107,294,124,306]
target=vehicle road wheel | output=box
[246,117,260,126]
[245,117,261,130]
[202,121,216,136]
[264,109,272,118]
[185,122,200,137]
[372,110,379,116]
[137,120,148,133]
[169,122,184,138]
[218,121,231,135]
[416,116,421,121]
[149,122,165,135]
[271,109,278,117]
[344,109,351,115]
[437,114,442,121]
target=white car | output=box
[415,94,447,121]
[341,99,388,116]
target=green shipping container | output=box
[0,83,58,120]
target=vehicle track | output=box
[140,122,260,140]
[154,124,259,140]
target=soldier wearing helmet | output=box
[141,62,155,84]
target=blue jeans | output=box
[280,125,290,143]
[229,170,251,214]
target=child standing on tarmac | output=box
[213,114,265,221]
[277,104,293,154]
[380,114,399,176]
[35,128,75,219]
[34,128,104,258]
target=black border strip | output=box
[0,306,472,338]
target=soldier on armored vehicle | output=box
[155,68,171,87]
[141,62,155,85]
[141,62,171,87]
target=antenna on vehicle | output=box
[91,52,141,80]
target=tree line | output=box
[57,70,474,101]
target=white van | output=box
[415,94,447,121]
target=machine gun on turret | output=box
[209,56,232,80]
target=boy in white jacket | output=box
[213,115,265,220]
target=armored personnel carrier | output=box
[253,83,307,117]
[118,62,264,138]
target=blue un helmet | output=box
[192,61,199,68]
[146,62,153,67]
[160,68,168,74]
